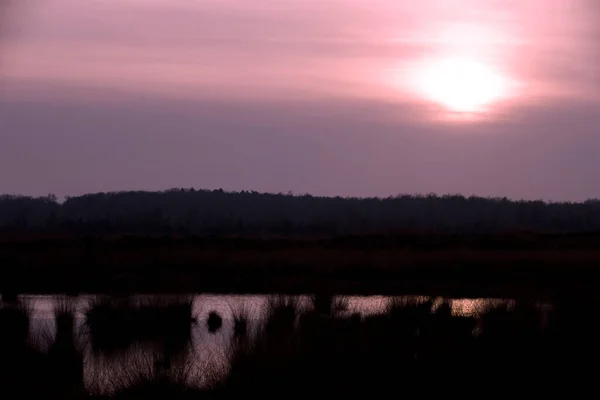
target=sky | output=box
[1,0,599,201]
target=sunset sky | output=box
[1,0,599,200]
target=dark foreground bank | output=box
[0,294,597,399]
[2,233,600,299]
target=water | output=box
[1,294,519,394]
[22,293,505,319]
[22,293,506,334]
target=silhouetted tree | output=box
[1,190,600,236]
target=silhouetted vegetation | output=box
[0,299,55,397]
[49,297,84,395]
[2,190,600,396]
[264,296,300,338]
[85,296,194,355]
[0,291,19,304]
[230,305,249,338]
[1,293,599,397]
[3,190,600,298]
[91,345,214,399]
[221,295,576,397]
[2,190,600,236]
[0,300,31,345]
[4,232,600,298]
[310,293,349,317]
[206,311,223,334]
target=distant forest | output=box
[1,189,600,236]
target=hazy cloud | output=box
[1,0,599,200]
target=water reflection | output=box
[0,293,569,397]
[22,293,502,324]
[1,294,519,392]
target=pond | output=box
[1,293,544,395]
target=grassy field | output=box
[2,232,600,299]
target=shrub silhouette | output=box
[85,296,194,355]
[207,311,223,334]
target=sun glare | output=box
[417,57,508,113]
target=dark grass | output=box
[85,296,195,355]
[223,295,584,396]
[263,296,300,338]
[229,304,249,338]
[48,297,85,394]
[206,311,222,334]
[310,293,349,317]
[223,296,302,390]
[53,296,77,339]
[0,291,19,304]
[111,381,214,400]
[0,299,31,345]
[3,233,600,299]
[0,299,59,397]
[86,343,221,399]
[2,294,600,397]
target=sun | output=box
[416,57,508,113]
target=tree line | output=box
[1,189,600,236]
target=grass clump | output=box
[230,304,249,338]
[85,295,194,355]
[264,296,299,338]
[206,311,223,334]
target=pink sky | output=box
[1,0,599,200]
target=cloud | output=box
[1,1,599,200]
[4,0,599,108]
[1,86,599,201]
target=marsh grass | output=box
[0,299,58,397]
[53,296,79,342]
[310,293,349,317]
[46,297,85,394]
[223,294,555,396]
[85,295,194,355]
[0,294,583,398]
[0,291,19,304]
[0,298,32,345]
[229,303,249,338]
[85,344,210,398]
[206,311,223,334]
[263,296,300,339]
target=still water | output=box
[5,294,512,393]
[23,293,506,334]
